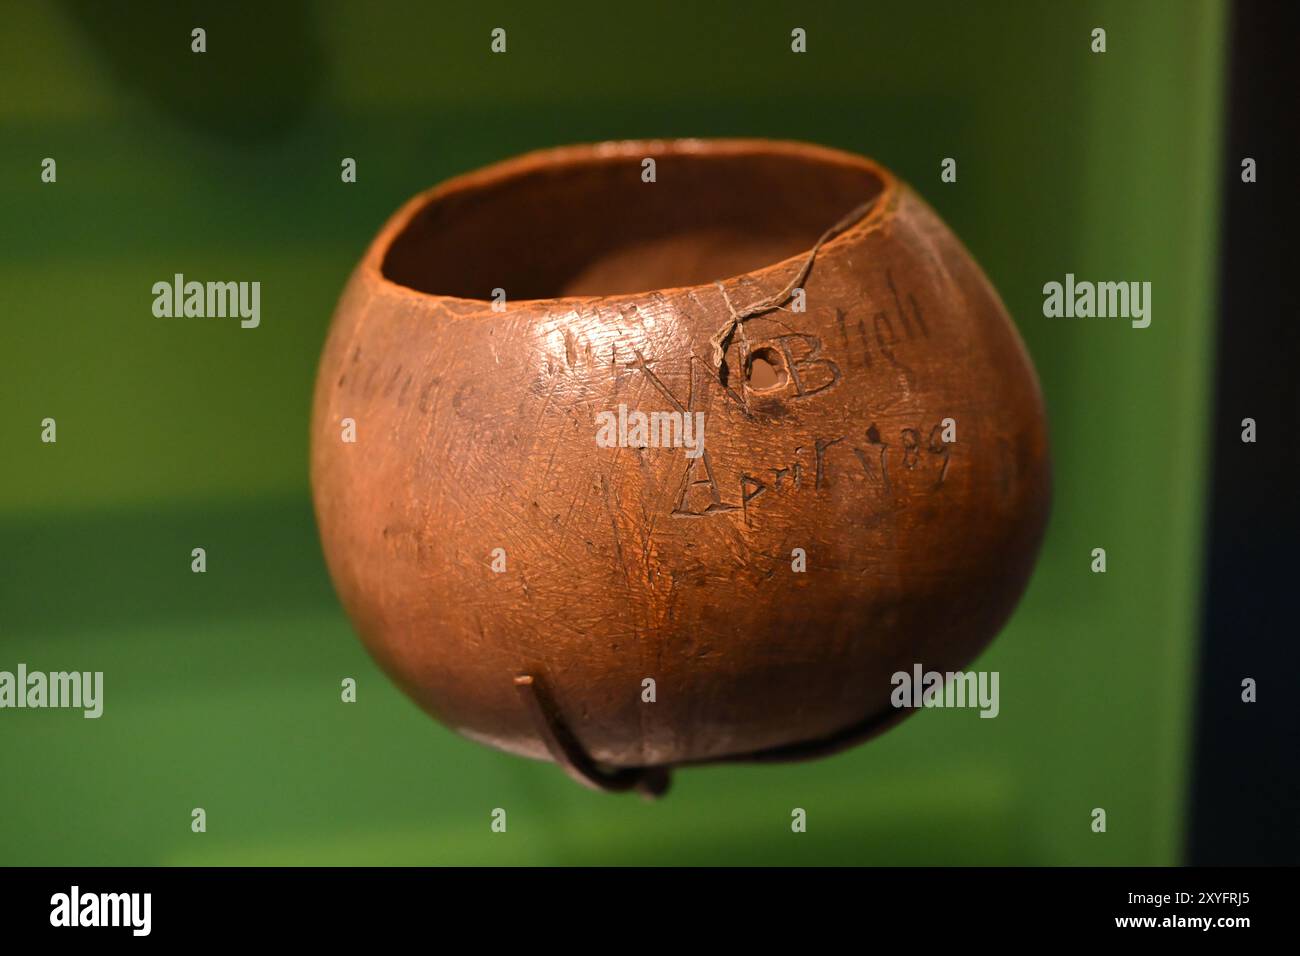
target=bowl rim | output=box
[363,138,901,312]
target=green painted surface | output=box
[0,1,1224,864]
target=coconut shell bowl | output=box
[310,139,1051,797]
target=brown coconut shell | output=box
[310,139,1051,795]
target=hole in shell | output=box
[745,347,786,391]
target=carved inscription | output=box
[757,333,841,399]
[659,271,947,519]
[832,269,930,381]
[671,422,953,519]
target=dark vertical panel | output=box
[1189,0,1300,865]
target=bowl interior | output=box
[380,145,885,301]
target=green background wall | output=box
[0,0,1223,864]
